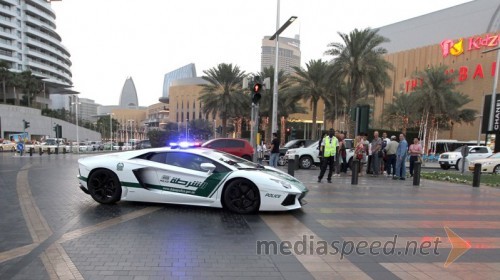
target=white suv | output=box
[438,145,492,170]
[285,140,354,169]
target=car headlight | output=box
[483,162,494,166]
[270,178,291,189]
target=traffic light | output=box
[23,120,30,129]
[252,83,262,104]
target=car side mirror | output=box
[200,163,216,173]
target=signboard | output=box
[8,132,29,142]
[481,94,500,133]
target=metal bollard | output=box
[55,146,59,154]
[48,148,51,155]
[29,147,33,157]
[473,163,481,187]
[39,147,43,155]
[288,156,295,176]
[351,159,359,185]
[294,155,299,170]
[413,161,421,186]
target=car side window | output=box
[208,140,225,148]
[478,147,488,153]
[227,140,244,148]
[148,153,167,164]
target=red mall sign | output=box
[440,34,499,57]
[405,61,497,93]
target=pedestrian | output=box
[318,128,338,183]
[381,132,391,175]
[269,133,280,167]
[338,132,348,174]
[394,133,408,180]
[409,137,423,177]
[370,131,383,176]
[384,135,399,177]
[354,135,365,175]
[257,141,265,164]
[317,131,327,167]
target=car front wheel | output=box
[494,165,500,175]
[299,156,313,169]
[455,159,461,170]
[87,169,121,204]
[223,179,260,214]
[440,164,450,170]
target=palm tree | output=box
[0,60,10,104]
[20,70,42,108]
[8,71,23,106]
[289,59,332,139]
[325,28,393,137]
[383,92,418,134]
[411,65,477,150]
[199,63,246,136]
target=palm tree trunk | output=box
[449,121,454,139]
[2,79,5,104]
[14,86,18,106]
[311,99,318,139]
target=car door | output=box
[467,147,490,161]
[154,151,228,204]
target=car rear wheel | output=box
[223,179,260,214]
[299,156,313,169]
[242,155,252,161]
[494,165,500,175]
[87,169,121,204]
[278,155,287,166]
[440,164,450,170]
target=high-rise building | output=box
[261,35,301,74]
[119,77,139,109]
[0,0,72,86]
[160,63,196,103]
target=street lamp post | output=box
[268,3,297,133]
[71,96,81,153]
[185,119,189,141]
[108,113,114,150]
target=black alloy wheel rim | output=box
[228,182,258,212]
[90,172,117,202]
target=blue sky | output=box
[51,0,472,107]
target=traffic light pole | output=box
[250,103,260,162]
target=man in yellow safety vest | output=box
[318,128,338,183]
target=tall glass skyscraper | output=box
[160,63,196,103]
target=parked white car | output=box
[285,140,354,169]
[438,145,493,170]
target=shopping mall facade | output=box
[375,0,500,141]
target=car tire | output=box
[455,159,461,170]
[11,146,16,152]
[299,156,313,169]
[87,169,122,204]
[242,155,252,161]
[0,147,3,151]
[223,179,260,214]
[278,155,287,166]
[494,165,500,175]
[440,164,450,170]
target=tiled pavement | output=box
[1,153,500,279]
